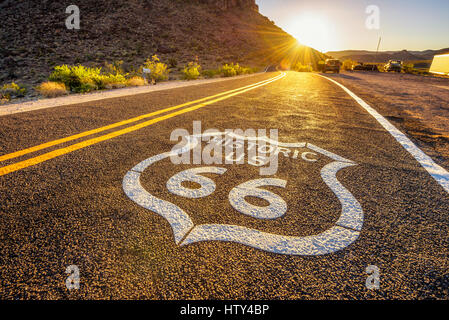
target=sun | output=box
[287,13,334,53]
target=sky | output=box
[256,0,449,52]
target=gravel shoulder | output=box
[324,71,449,169]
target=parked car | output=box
[384,60,403,72]
[323,59,341,73]
[352,63,379,71]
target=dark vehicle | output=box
[323,59,341,73]
[352,64,365,71]
[384,60,403,72]
[352,63,379,72]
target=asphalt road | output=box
[0,71,448,299]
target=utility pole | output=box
[374,37,382,71]
[376,37,382,54]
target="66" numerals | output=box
[166,167,287,220]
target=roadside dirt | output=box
[324,71,449,170]
[0,73,260,116]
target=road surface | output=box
[0,71,448,299]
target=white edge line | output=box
[316,73,449,194]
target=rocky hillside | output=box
[0,0,326,91]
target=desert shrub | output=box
[102,73,128,89]
[127,76,147,86]
[233,63,244,75]
[49,64,129,93]
[403,63,414,73]
[220,63,237,77]
[89,74,108,90]
[142,55,169,82]
[48,65,72,84]
[104,60,125,75]
[342,59,356,71]
[237,64,249,75]
[37,81,68,97]
[219,63,257,77]
[1,82,27,101]
[248,67,259,74]
[233,64,255,75]
[292,63,313,72]
[242,66,257,74]
[182,62,201,80]
[400,63,428,75]
[102,61,129,88]
[49,65,101,93]
[71,66,104,91]
[202,69,220,78]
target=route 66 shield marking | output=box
[123,133,363,256]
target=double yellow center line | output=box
[0,72,286,177]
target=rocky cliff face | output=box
[0,0,325,92]
[207,0,259,11]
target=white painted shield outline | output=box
[123,133,363,256]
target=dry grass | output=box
[37,81,68,97]
[105,82,127,89]
[126,76,147,87]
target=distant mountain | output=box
[326,48,449,63]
